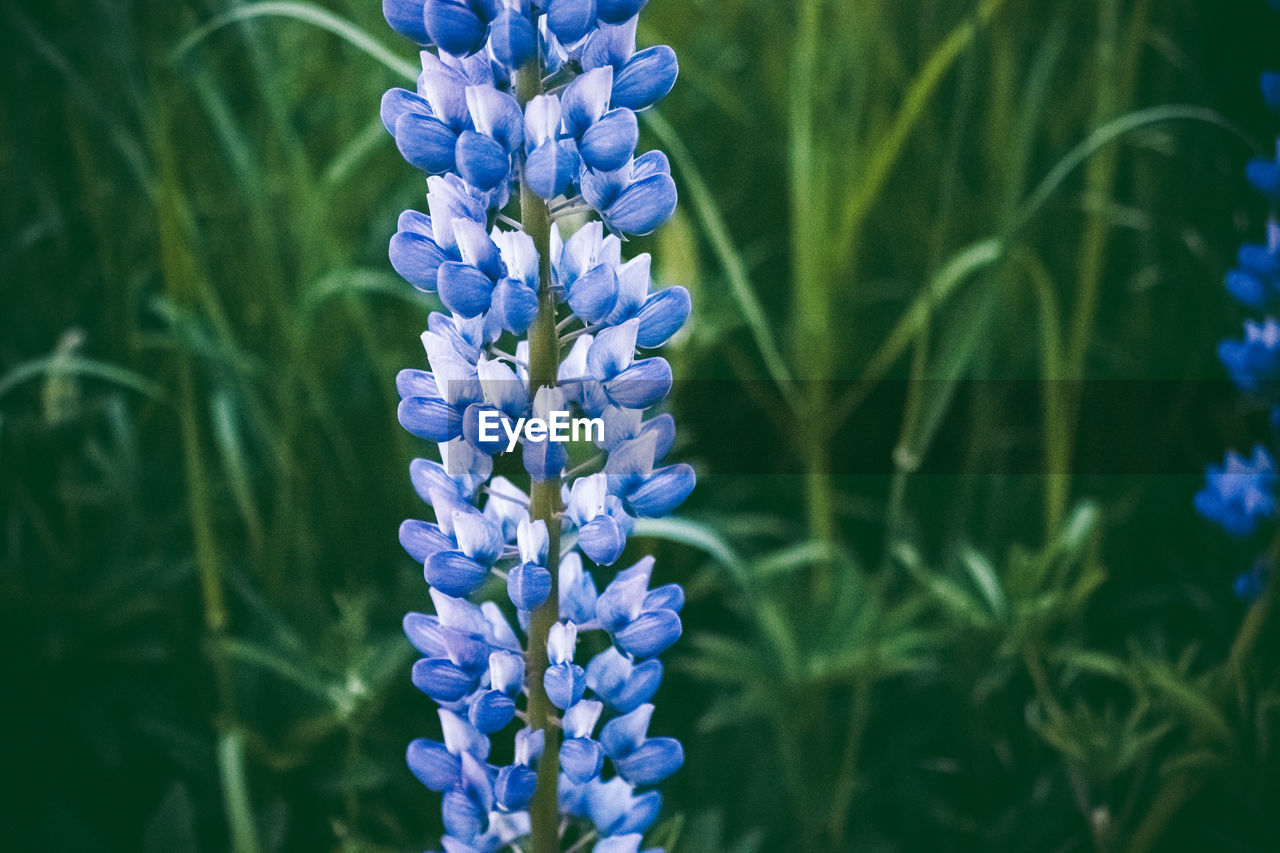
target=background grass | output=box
[4,0,1280,850]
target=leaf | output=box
[632,516,742,573]
[960,547,1007,621]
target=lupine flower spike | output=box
[383,1,691,849]
[1198,1,1280,600]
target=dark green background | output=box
[4,1,1280,850]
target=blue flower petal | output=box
[612,45,678,111]
[412,657,476,702]
[488,8,536,69]
[469,689,517,733]
[579,109,639,172]
[597,0,647,24]
[588,320,639,379]
[456,129,511,190]
[403,611,448,657]
[638,413,676,461]
[626,463,695,517]
[560,552,600,623]
[1263,70,1280,114]
[603,357,672,409]
[579,514,628,566]
[491,279,540,334]
[596,557,653,632]
[563,67,615,138]
[593,835,643,853]
[425,550,490,596]
[395,112,459,173]
[398,395,464,442]
[600,703,652,758]
[613,736,683,786]
[616,789,662,835]
[561,737,605,783]
[1247,158,1280,199]
[610,659,662,713]
[508,562,553,611]
[568,263,621,323]
[495,764,537,810]
[1240,243,1279,276]
[398,369,439,400]
[460,750,495,813]
[438,261,497,317]
[441,788,485,841]
[400,519,455,563]
[410,457,466,504]
[384,0,430,43]
[548,0,598,45]
[425,0,488,57]
[381,87,431,135]
[442,626,491,672]
[544,661,587,709]
[523,435,569,481]
[526,140,581,199]
[1227,269,1267,309]
[605,173,677,235]
[407,738,462,791]
[635,286,690,347]
[614,608,681,658]
[644,582,684,614]
[581,164,629,212]
[632,149,671,181]
[461,403,510,455]
[390,230,448,292]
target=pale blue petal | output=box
[612,45,678,111]
[407,738,461,792]
[602,357,671,409]
[626,463,695,517]
[614,608,681,658]
[395,111,458,173]
[411,657,476,702]
[635,285,691,347]
[613,737,683,787]
[425,550,490,596]
[579,108,639,173]
[605,172,677,235]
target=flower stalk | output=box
[380,3,694,851]
[516,58,564,853]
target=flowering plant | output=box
[381,2,693,850]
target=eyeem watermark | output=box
[478,410,604,453]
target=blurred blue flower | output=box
[1196,446,1278,538]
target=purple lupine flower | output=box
[383,1,689,849]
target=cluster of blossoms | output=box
[381,1,692,851]
[1197,1,1280,599]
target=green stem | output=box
[826,683,872,846]
[516,58,563,853]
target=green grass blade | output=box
[170,1,418,80]
[0,355,167,402]
[1014,105,1255,231]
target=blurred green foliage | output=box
[5,0,1280,851]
